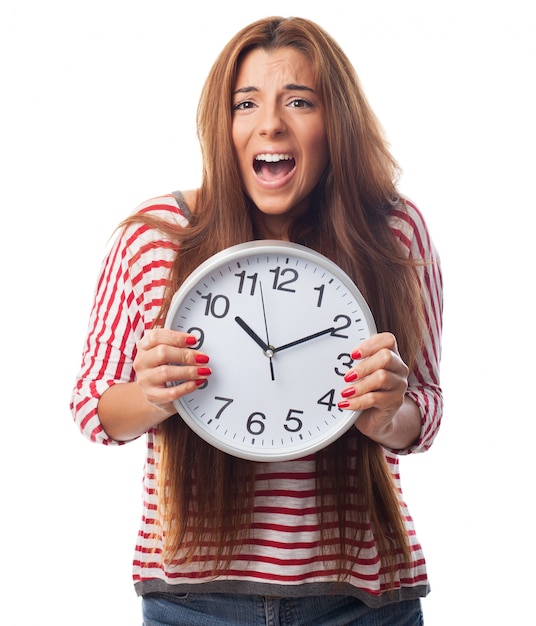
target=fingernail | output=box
[185,336,197,346]
[351,350,362,360]
[197,367,211,376]
[341,387,356,398]
[338,400,350,409]
[195,379,206,387]
[344,370,358,383]
[195,354,209,364]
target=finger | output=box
[136,332,210,370]
[341,367,406,400]
[136,363,212,409]
[141,374,207,410]
[339,389,398,413]
[338,375,407,413]
[156,363,212,386]
[346,349,408,385]
[138,328,198,351]
[350,331,398,361]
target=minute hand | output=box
[273,327,335,354]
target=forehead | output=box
[234,47,315,88]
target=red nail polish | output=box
[185,336,197,346]
[195,354,209,364]
[351,350,362,360]
[338,400,350,409]
[341,387,355,398]
[344,370,358,383]
[197,367,211,376]
[195,379,206,387]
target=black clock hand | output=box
[234,316,271,353]
[273,327,335,354]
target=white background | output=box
[1,1,534,624]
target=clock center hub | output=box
[264,346,275,358]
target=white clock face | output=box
[165,240,376,461]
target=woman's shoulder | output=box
[118,189,198,243]
[109,191,196,266]
[177,188,199,214]
[132,189,198,225]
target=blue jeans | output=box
[142,593,423,625]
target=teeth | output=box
[255,153,292,163]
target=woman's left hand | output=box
[338,332,416,445]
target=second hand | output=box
[259,281,275,381]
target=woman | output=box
[71,16,442,625]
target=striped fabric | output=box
[70,194,443,607]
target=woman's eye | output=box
[289,98,312,109]
[233,100,255,111]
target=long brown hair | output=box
[125,16,425,582]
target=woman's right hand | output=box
[134,328,212,417]
[98,329,211,441]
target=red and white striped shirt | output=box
[71,194,443,607]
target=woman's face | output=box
[231,46,329,238]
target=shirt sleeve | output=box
[70,197,183,444]
[389,199,444,455]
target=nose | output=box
[258,105,286,137]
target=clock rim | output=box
[164,240,377,462]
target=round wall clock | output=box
[165,240,376,462]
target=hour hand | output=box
[234,316,272,354]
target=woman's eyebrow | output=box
[233,86,259,95]
[233,84,316,95]
[284,83,315,93]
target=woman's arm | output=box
[338,200,443,452]
[70,196,196,444]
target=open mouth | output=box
[253,153,296,181]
